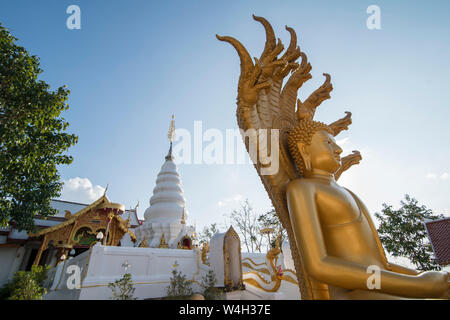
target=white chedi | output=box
[134,119,195,249]
[135,152,195,248]
[143,155,186,223]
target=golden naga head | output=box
[217,15,361,180]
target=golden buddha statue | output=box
[217,15,449,299]
[159,233,168,248]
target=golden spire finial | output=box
[168,114,175,143]
[166,114,175,160]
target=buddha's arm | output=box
[345,189,420,276]
[286,180,448,298]
[346,189,420,276]
[389,263,419,276]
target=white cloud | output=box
[425,172,449,181]
[425,173,438,180]
[336,137,371,159]
[336,137,350,146]
[217,194,244,207]
[60,177,105,203]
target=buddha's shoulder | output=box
[287,178,319,194]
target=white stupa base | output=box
[43,244,208,300]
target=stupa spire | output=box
[166,114,175,160]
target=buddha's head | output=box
[288,119,343,176]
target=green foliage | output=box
[6,265,50,300]
[108,273,137,300]
[31,264,50,286]
[200,269,224,300]
[198,223,220,245]
[0,23,78,232]
[257,208,287,248]
[8,273,44,300]
[375,194,444,271]
[166,267,193,299]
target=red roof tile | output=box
[425,217,450,265]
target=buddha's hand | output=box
[417,271,449,298]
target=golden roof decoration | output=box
[64,210,72,219]
[29,194,126,238]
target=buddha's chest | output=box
[315,185,361,226]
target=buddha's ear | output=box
[298,143,311,172]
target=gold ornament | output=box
[139,236,149,248]
[159,233,168,248]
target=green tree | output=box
[257,208,287,249]
[374,194,444,271]
[198,223,220,245]
[166,266,193,299]
[7,264,50,300]
[108,273,137,300]
[0,23,78,232]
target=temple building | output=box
[0,197,140,287]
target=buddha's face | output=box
[299,130,343,174]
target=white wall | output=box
[45,244,210,300]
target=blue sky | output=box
[1,0,450,232]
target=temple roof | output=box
[424,217,450,266]
[29,195,126,237]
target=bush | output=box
[166,268,193,299]
[7,265,50,300]
[108,273,137,300]
[200,269,224,300]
